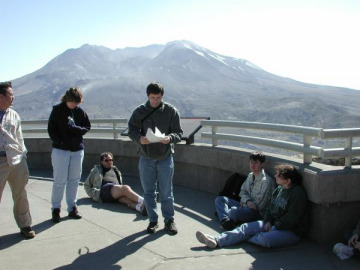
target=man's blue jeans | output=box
[216,220,300,248]
[139,155,174,223]
[215,196,241,221]
[215,196,261,223]
[51,148,84,212]
[228,205,262,223]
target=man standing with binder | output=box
[128,82,183,235]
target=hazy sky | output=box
[1,0,360,89]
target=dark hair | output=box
[100,152,113,161]
[61,87,83,103]
[146,82,164,96]
[275,164,302,185]
[249,151,265,163]
[0,81,12,96]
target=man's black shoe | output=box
[52,208,61,223]
[147,222,159,233]
[164,219,178,235]
[68,207,82,219]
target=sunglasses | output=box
[104,159,113,162]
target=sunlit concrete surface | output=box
[0,170,359,270]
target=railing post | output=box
[303,134,312,164]
[113,122,117,139]
[212,126,218,146]
[345,136,353,168]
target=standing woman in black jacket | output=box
[48,87,91,223]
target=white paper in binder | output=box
[146,127,165,143]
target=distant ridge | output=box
[12,40,360,129]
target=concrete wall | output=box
[25,137,360,245]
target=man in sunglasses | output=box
[84,152,146,215]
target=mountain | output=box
[11,40,360,129]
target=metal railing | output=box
[321,128,360,167]
[22,118,360,168]
[22,118,128,139]
[22,117,207,144]
[200,120,360,168]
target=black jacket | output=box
[48,102,91,151]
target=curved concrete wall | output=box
[25,137,360,244]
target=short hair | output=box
[275,164,302,185]
[249,151,265,163]
[0,81,12,96]
[100,152,113,161]
[146,82,164,96]
[61,87,83,103]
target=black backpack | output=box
[218,173,246,202]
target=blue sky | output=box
[1,0,360,89]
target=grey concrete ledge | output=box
[24,137,360,244]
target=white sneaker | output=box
[333,243,354,260]
[196,231,217,249]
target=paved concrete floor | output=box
[0,169,359,270]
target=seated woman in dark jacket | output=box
[196,164,309,249]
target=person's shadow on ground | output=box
[53,230,165,269]
[0,219,55,250]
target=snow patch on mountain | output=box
[245,61,262,70]
[208,53,230,66]
[183,43,206,58]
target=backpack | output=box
[218,173,246,202]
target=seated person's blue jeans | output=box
[228,205,262,224]
[215,196,261,224]
[216,220,300,248]
[215,196,241,221]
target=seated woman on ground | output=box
[196,164,309,249]
[84,152,146,215]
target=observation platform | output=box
[1,169,359,270]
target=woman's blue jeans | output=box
[216,220,300,248]
[139,155,174,223]
[51,148,84,212]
